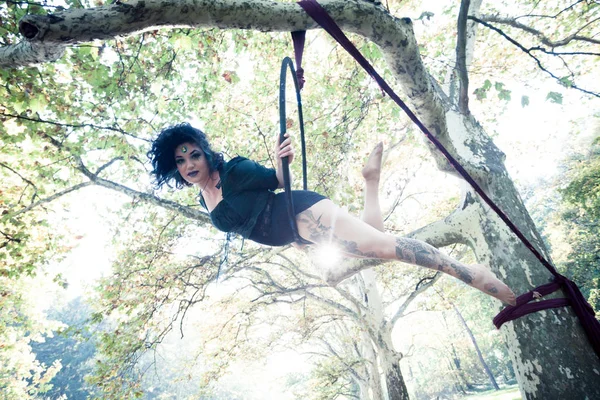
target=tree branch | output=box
[319,337,366,383]
[230,255,365,321]
[306,290,360,321]
[517,0,585,21]
[469,16,600,98]
[334,284,369,315]
[0,38,66,66]
[320,257,384,287]
[4,181,93,219]
[247,273,360,320]
[391,272,441,325]
[0,229,22,249]
[456,0,470,115]
[0,112,149,142]
[481,13,600,47]
[30,125,209,222]
[276,253,324,282]
[0,161,39,204]
[1,0,489,179]
[94,157,125,176]
[89,174,208,222]
[406,207,469,247]
[5,0,64,7]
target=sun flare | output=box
[313,243,342,269]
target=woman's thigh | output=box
[295,199,395,259]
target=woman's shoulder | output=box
[221,156,251,185]
[223,156,257,176]
[224,155,248,169]
[222,156,276,187]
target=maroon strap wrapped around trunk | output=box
[297,0,600,358]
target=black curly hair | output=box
[148,123,224,189]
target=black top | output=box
[199,156,279,238]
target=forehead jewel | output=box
[181,145,188,153]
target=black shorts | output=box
[249,190,327,246]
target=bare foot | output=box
[469,264,517,305]
[361,142,383,182]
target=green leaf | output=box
[29,94,48,113]
[473,87,487,100]
[90,47,99,61]
[361,42,382,60]
[13,100,27,113]
[493,81,511,101]
[173,35,193,51]
[78,46,91,56]
[559,76,574,88]
[473,79,492,100]
[521,95,530,107]
[498,89,511,101]
[546,91,563,104]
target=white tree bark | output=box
[349,270,407,400]
[359,270,392,400]
[347,266,441,400]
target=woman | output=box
[148,123,516,305]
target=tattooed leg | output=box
[394,237,516,305]
[296,206,382,258]
[296,200,516,305]
[311,145,389,291]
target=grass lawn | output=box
[460,386,521,400]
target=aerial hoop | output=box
[279,56,311,245]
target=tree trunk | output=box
[371,320,410,400]
[452,304,499,390]
[448,342,470,393]
[358,269,410,400]
[383,356,410,400]
[445,111,600,398]
[359,330,386,400]
[353,324,385,400]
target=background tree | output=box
[30,296,98,399]
[530,131,600,317]
[559,135,600,311]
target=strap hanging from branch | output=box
[291,30,307,90]
[297,0,600,358]
[279,56,311,245]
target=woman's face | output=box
[174,141,210,187]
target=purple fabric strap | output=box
[297,0,600,358]
[291,31,306,90]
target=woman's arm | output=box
[275,132,295,189]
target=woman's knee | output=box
[358,231,396,259]
[297,200,396,256]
